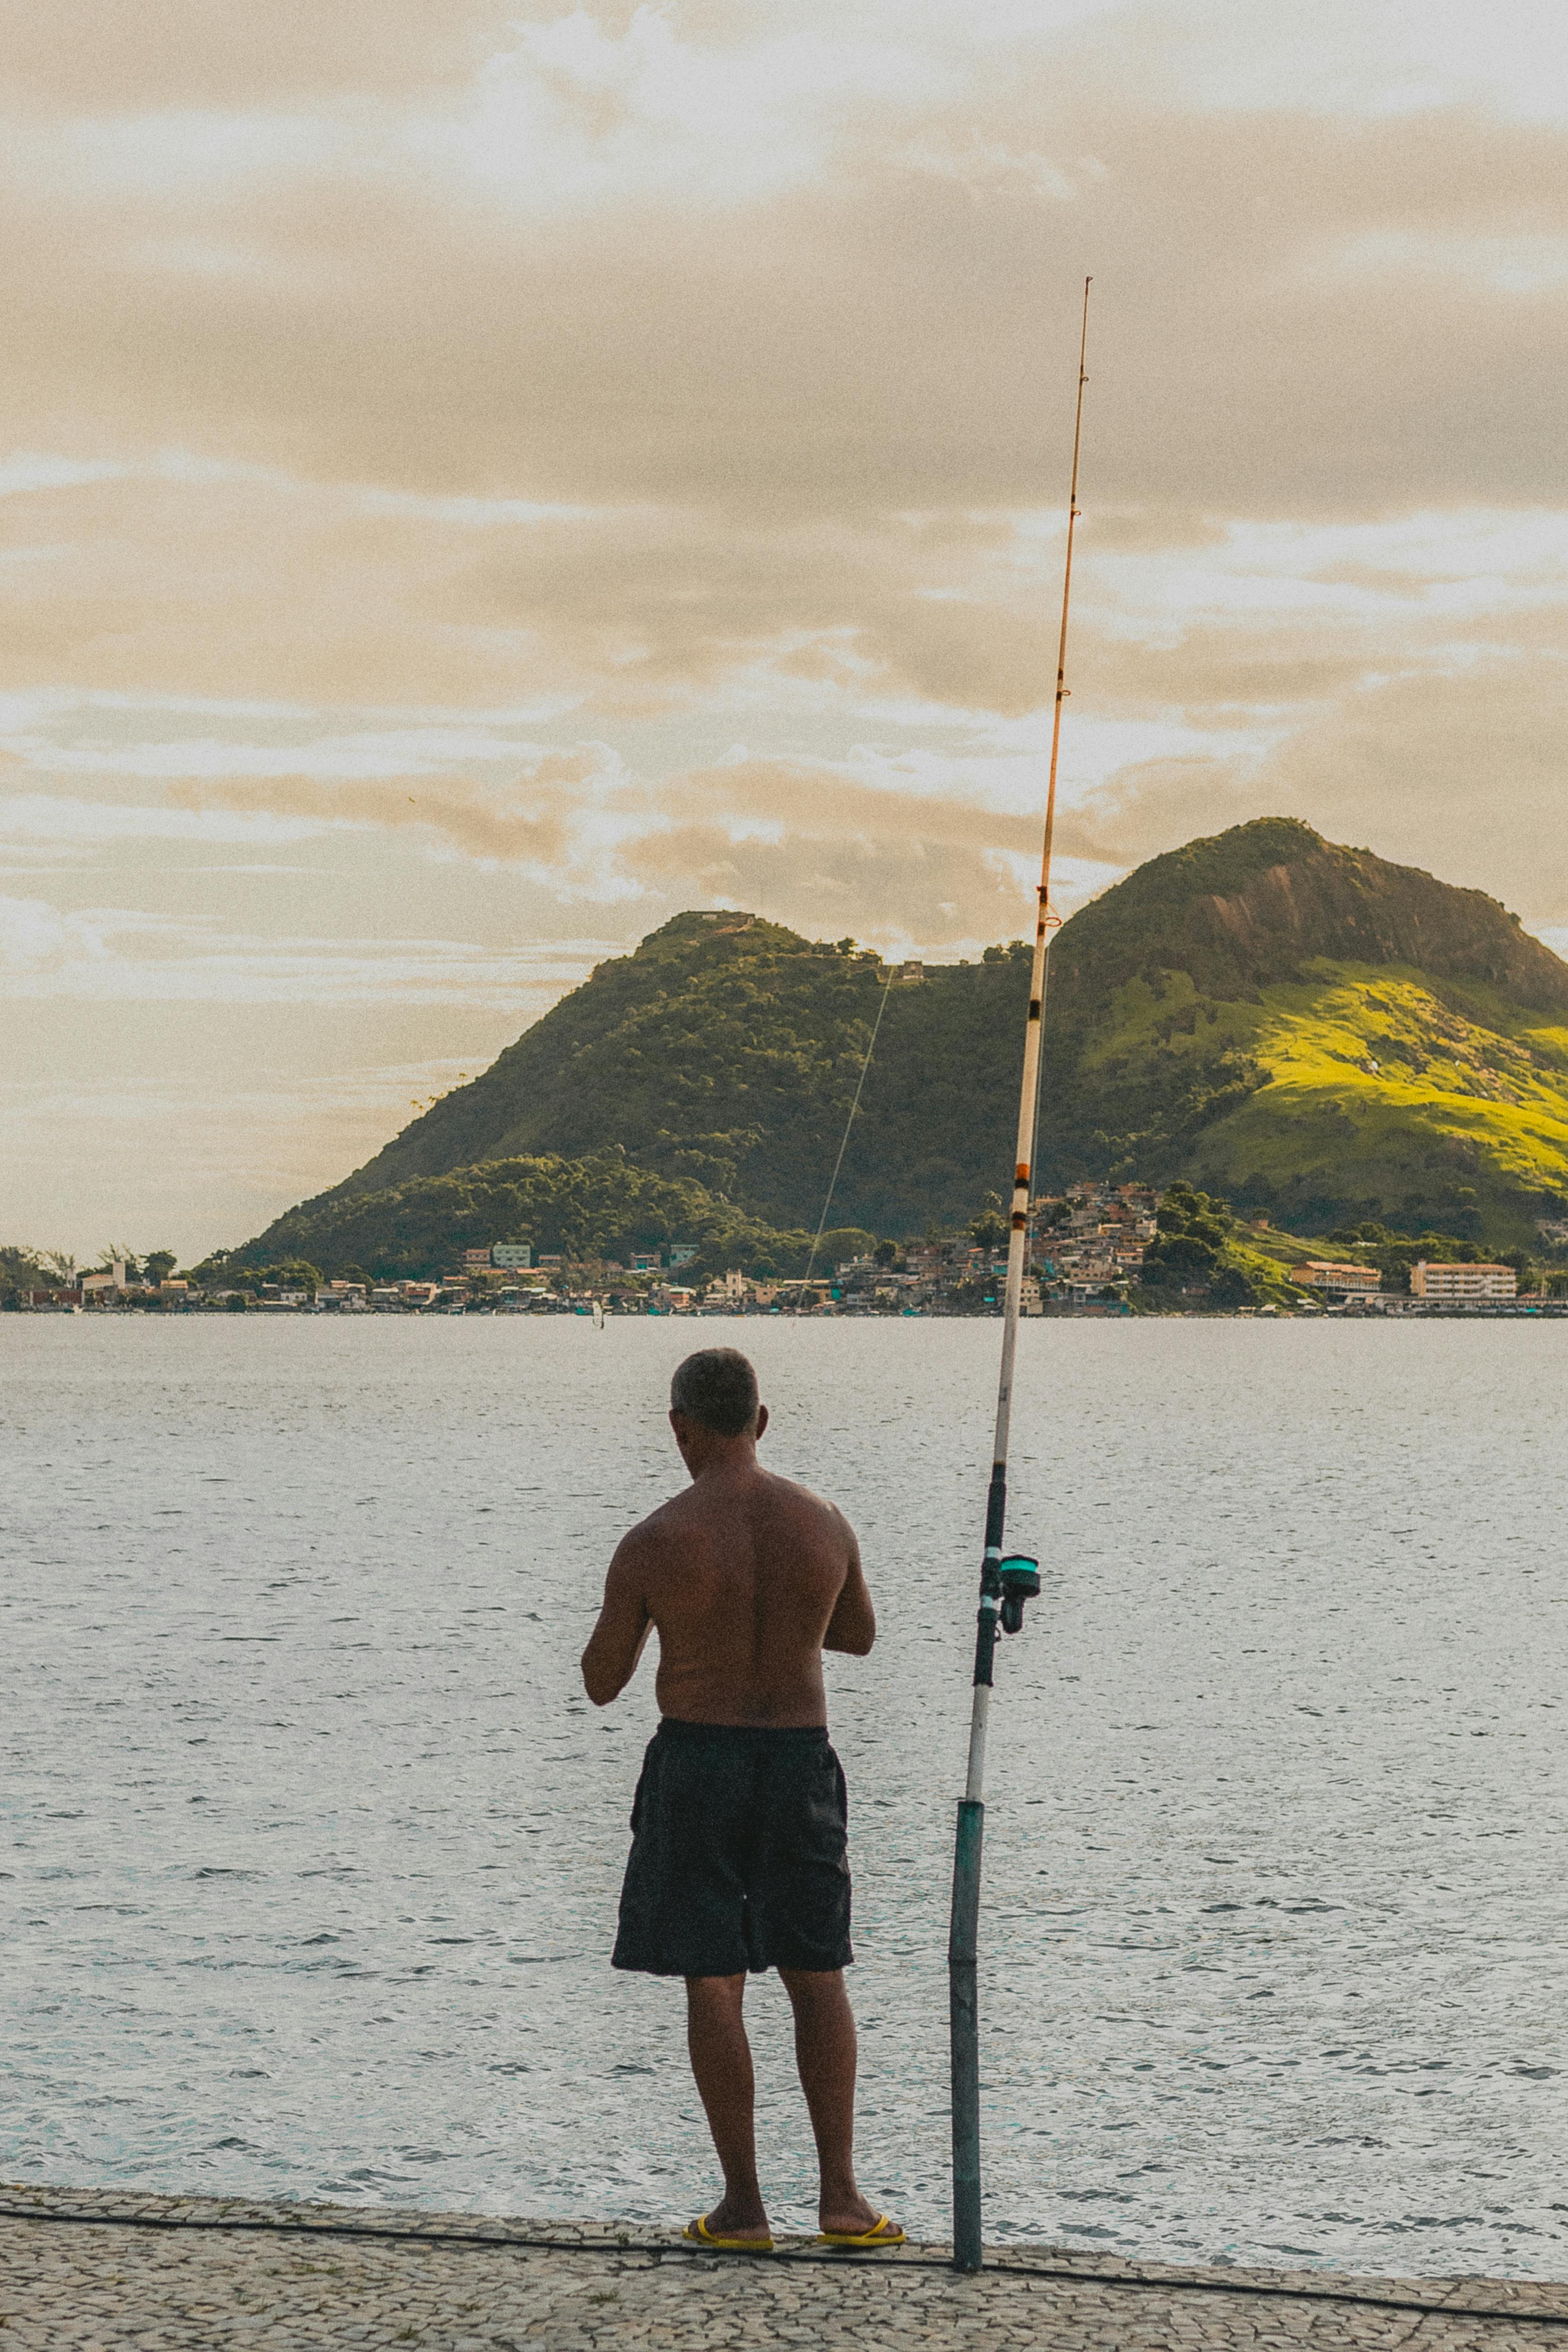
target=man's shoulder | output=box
[755,1467,852,1538]
[763,1463,844,1511]
[620,1492,688,1551]
[606,1499,682,1588]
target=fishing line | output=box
[0,2204,1560,2324]
[787,954,899,1313]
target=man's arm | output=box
[581,1534,654,1705]
[822,1519,875,1656]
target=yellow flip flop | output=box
[818,2213,906,2249]
[683,2214,775,2254]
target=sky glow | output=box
[3,0,1564,1255]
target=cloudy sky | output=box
[4,0,1566,1259]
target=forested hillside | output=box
[241,819,1568,1268]
[319,909,1036,1235]
[230,1150,869,1286]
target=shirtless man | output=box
[581,1346,903,2254]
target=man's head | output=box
[669,1347,767,1467]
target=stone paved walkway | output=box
[3,2186,1566,2351]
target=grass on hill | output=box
[1059,961,1568,1247]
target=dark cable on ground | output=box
[0,2202,1563,2327]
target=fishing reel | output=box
[982,1553,1041,1635]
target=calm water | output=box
[3,1317,1565,2278]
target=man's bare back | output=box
[582,1445,875,1727]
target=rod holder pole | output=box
[949,1796,985,2273]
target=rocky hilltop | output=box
[1048,816,1568,1009]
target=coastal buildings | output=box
[1409,1260,1518,1301]
[14,1189,1558,1318]
[1289,1261,1383,1295]
[1033,1181,1158,1296]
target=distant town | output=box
[11,1180,1567,1318]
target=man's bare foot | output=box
[818,2194,904,2243]
[695,2196,771,2243]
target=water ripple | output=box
[1,1315,1565,2275]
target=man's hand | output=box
[581,1536,653,1705]
[822,1524,875,1656]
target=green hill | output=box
[240,820,1568,1271]
[1040,819,1568,1243]
[307,907,1039,1238]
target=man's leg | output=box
[684,1974,771,2239]
[779,1968,892,2236]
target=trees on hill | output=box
[226,1148,875,1284]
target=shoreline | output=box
[3,2185,1565,2350]
[11,1299,1568,1320]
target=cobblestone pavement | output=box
[3,2187,1566,2351]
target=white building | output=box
[1409,1260,1517,1301]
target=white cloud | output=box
[0,892,101,969]
[0,791,319,843]
[1308,231,1568,297]
[1137,0,1568,123]
[0,103,346,199]
[1088,508,1568,625]
[889,132,1080,202]
[0,454,132,496]
[441,4,948,217]
[0,891,608,1006]
[16,732,584,781]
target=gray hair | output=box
[670,1347,760,1436]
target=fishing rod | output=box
[948,275,1091,2276]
